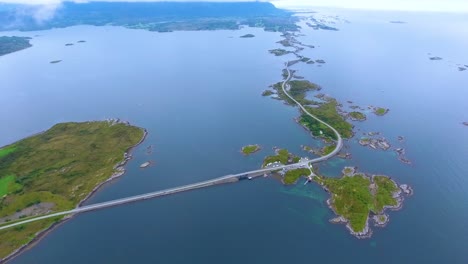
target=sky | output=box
[0,0,467,13]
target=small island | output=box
[241,144,261,156]
[0,36,32,56]
[463,122,468,126]
[50,60,62,64]
[429,56,443,61]
[262,148,300,168]
[314,167,412,238]
[348,111,366,121]
[0,120,146,260]
[269,48,292,56]
[77,40,86,43]
[373,107,389,116]
[240,34,255,38]
[65,43,74,46]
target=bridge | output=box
[0,63,343,231]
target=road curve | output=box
[281,64,343,161]
[0,63,343,231]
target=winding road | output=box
[0,63,343,231]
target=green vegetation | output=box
[270,79,353,141]
[315,173,399,233]
[0,121,145,259]
[373,176,399,212]
[321,145,336,156]
[0,175,21,198]
[241,145,261,155]
[283,168,310,185]
[315,174,372,232]
[303,101,353,139]
[0,146,16,159]
[271,80,320,106]
[262,149,297,167]
[349,111,366,121]
[262,90,274,96]
[269,48,292,56]
[374,107,388,116]
[0,36,32,56]
[240,34,255,38]
[0,2,299,32]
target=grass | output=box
[315,174,373,232]
[349,111,366,121]
[374,107,388,116]
[303,101,353,139]
[373,176,398,212]
[0,175,21,198]
[315,173,399,233]
[0,121,145,259]
[321,145,336,156]
[241,145,260,155]
[0,146,17,159]
[283,168,310,185]
[262,149,292,167]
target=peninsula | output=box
[0,36,32,56]
[0,120,146,260]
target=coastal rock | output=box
[400,184,414,196]
[373,214,389,227]
[429,56,443,60]
[140,161,152,168]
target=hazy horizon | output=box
[0,0,467,13]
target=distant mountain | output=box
[0,2,298,32]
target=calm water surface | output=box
[1,9,467,264]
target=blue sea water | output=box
[1,9,467,264]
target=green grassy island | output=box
[0,36,32,56]
[348,111,366,121]
[0,121,145,260]
[241,145,261,155]
[262,148,299,167]
[314,167,410,238]
[373,107,389,116]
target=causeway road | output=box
[0,62,343,231]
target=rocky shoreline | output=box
[1,120,148,263]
